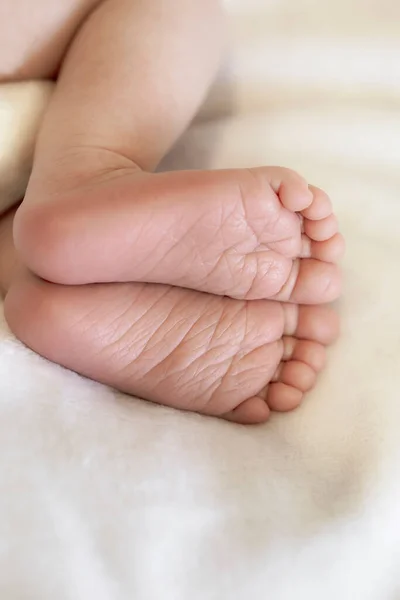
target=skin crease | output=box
[0,0,343,424]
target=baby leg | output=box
[3,0,343,422]
[14,0,342,303]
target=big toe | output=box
[273,258,342,304]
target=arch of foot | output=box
[0,81,53,214]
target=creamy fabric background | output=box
[1,1,400,598]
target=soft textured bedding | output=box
[1,0,400,598]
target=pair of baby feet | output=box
[7,164,343,424]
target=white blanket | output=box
[1,1,400,598]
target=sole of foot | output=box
[15,165,344,304]
[5,273,339,424]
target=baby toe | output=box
[271,167,313,212]
[278,360,317,392]
[267,382,303,412]
[222,396,271,425]
[273,258,342,304]
[304,213,339,242]
[266,335,326,413]
[283,303,340,345]
[301,186,333,220]
[282,336,327,372]
[310,233,346,263]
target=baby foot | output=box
[15,165,343,304]
[5,274,339,424]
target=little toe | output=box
[271,168,314,212]
[222,396,271,425]
[304,214,339,242]
[301,186,333,220]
